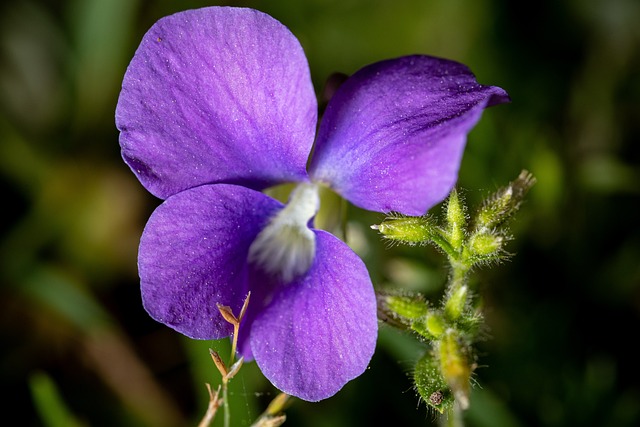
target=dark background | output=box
[2,0,639,426]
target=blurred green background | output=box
[1,0,639,426]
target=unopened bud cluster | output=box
[375,171,535,414]
[377,290,478,413]
[374,170,535,268]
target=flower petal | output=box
[139,183,282,339]
[116,7,317,199]
[309,55,510,215]
[250,230,378,401]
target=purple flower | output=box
[115,6,509,402]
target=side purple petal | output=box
[250,231,378,401]
[116,7,317,199]
[139,183,282,339]
[309,55,510,216]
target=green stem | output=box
[430,228,457,259]
[222,378,230,427]
[224,324,240,427]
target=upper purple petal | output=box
[116,7,317,199]
[308,55,510,215]
[139,183,282,339]
[250,230,378,401]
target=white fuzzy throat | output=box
[248,183,320,283]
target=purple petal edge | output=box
[309,55,510,215]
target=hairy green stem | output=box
[430,228,457,259]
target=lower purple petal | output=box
[250,230,378,401]
[139,184,282,339]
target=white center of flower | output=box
[248,183,320,283]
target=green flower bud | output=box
[474,170,536,233]
[377,292,428,329]
[371,215,439,246]
[445,190,466,251]
[410,310,446,340]
[468,232,504,257]
[414,351,454,414]
[425,311,446,338]
[444,284,468,321]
